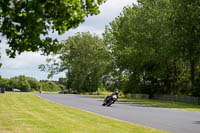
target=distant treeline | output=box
[0,75,66,92]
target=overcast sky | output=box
[0,0,136,81]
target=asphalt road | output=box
[38,94,200,133]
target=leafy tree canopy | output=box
[40,32,111,92]
[103,0,200,96]
[0,0,106,57]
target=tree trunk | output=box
[190,59,195,88]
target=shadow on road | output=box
[193,121,200,124]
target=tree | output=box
[170,0,200,88]
[40,32,111,92]
[104,0,172,95]
[12,75,31,91]
[39,80,61,91]
[58,77,67,86]
[0,0,106,57]
[104,0,200,96]
[8,77,19,90]
[0,75,66,92]
[0,78,9,90]
[26,76,39,90]
[19,80,31,92]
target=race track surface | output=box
[38,94,200,133]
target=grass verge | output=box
[118,98,200,112]
[0,93,168,133]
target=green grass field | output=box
[0,93,168,133]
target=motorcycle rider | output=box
[105,90,119,103]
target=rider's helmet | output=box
[115,90,119,95]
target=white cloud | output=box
[0,0,135,80]
[2,52,44,69]
[0,42,66,80]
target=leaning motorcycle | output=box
[102,94,118,106]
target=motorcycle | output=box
[102,93,118,106]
